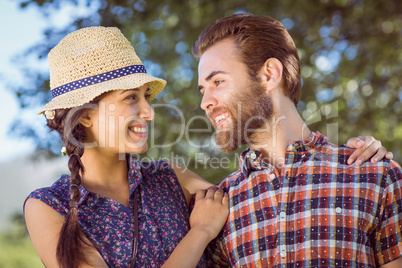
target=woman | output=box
[24,26,227,268]
[24,26,391,268]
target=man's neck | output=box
[249,97,310,170]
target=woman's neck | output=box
[79,149,130,205]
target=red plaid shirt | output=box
[207,132,402,267]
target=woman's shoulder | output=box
[129,156,182,189]
[140,160,177,185]
[143,160,174,173]
[128,154,174,175]
[24,174,70,215]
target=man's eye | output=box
[145,94,151,100]
[215,80,223,86]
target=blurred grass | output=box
[0,231,42,268]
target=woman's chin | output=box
[125,144,148,155]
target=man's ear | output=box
[79,110,94,128]
[259,58,283,92]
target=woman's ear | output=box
[260,58,283,92]
[79,110,94,128]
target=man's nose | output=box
[200,88,218,111]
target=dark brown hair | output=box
[46,102,98,268]
[192,14,301,106]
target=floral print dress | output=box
[24,155,206,267]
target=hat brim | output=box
[38,73,166,114]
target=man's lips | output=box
[210,112,230,128]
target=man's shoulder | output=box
[313,138,353,154]
[216,169,242,188]
[313,141,402,181]
[385,159,402,182]
[309,140,355,166]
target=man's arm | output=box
[375,161,402,267]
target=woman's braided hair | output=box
[46,102,99,268]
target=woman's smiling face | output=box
[85,84,155,155]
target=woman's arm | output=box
[162,187,229,268]
[168,161,213,205]
[24,198,108,268]
[381,258,402,268]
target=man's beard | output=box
[213,78,274,153]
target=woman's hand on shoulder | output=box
[189,187,229,242]
[346,136,393,165]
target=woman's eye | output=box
[125,94,137,101]
[145,93,151,100]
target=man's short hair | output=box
[192,14,301,106]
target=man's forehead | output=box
[198,41,238,79]
[196,48,250,93]
[200,39,237,61]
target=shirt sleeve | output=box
[205,230,229,267]
[23,175,70,217]
[374,160,402,265]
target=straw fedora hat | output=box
[39,26,166,115]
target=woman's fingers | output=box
[195,189,206,201]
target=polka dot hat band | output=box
[38,26,166,114]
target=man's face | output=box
[198,39,273,153]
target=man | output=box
[192,14,402,267]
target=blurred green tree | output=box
[0,213,42,267]
[9,0,402,183]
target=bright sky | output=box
[0,0,96,163]
[0,0,45,162]
[0,1,94,230]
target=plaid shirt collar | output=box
[239,131,329,175]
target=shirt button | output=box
[280,212,286,219]
[269,174,276,180]
[280,251,287,258]
[335,207,342,213]
[250,153,257,160]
